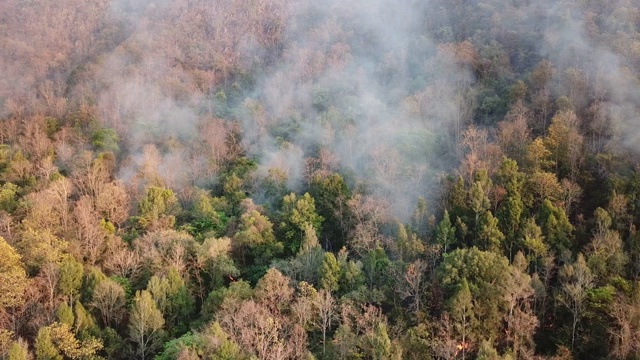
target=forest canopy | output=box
[1,0,640,359]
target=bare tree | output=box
[557,254,594,350]
[396,260,427,314]
[91,279,126,327]
[313,289,336,355]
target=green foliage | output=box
[186,193,229,239]
[0,237,29,310]
[201,280,253,321]
[57,256,84,303]
[0,182,19,213]
[439,247,511,341]
[36,322,103,360]
[450,278,475,339]
[198,237,239,288]
[396,223,424,262]
[91,128,119,153]
[310,174,352,250]
[7,339,30,360]
[436,210,456,253]
[156,322,248,360]
[362,248,392,305]
[35,327,63,360]
[146,268,195,335]
[476,210,504,252]
[320,252,341,293]
[275,225,325,286]
[278,192,324,255]
[136,186,181,231]
[538,199,574,253]
[233,209,283,281]
[56,303,74,327]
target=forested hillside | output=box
[1,0,640,359]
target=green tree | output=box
[538,199,574,253]
[360,322,394,360]
[543,110,583,180]
[475,340,503,360]
[439,248,511,341]
[496,158,524,260]
[470,181,490,232]
[396,223,424,262]
[450,279,475,360]
[476,210,504,253]
[56,302,74,327]
[35,323,102,360]
[57,256,84,305]
[35,327,62,360]
[310,173,352,250]
[278,192,323,255]
[233,209,283,280]
[521,218,548,269]
[91,128,119,153]
[7,339,30,360]
[0,182,19,213]
[0,237,29,311]
[147,268,194,335]
[136,187,181,231]
[276,223,325,285]
[362,248,392,305]
[320,252,341,293]
[586,208,628,283]
[436,210,456,253]
[129,290,165,360]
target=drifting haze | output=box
[1,0,640,217]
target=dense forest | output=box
[1,0,640,359]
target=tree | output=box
[475,210,504,253]
[310,173,352,250]
[503,252,537,359]
[557,254,594,350]
[436,210,456,253]
[35,326,62,360]
[146,268,194,335]
[320,252,341,293]
[586,208,628,283]
[609,289,640,359]
[254,268,294,315]
[362,248,392,304]
[7,338,30,360]
[450,279,474,360]
[397,260,428,314]
[57,256,84,305]
[278,192,323,255]
[538,199,574,254]
[233,209,283,280]
[35,322,102,360]
[543,110,584,180]
[72,152,112,200]
[73,195,107,265]
[439,248,511,341]
[91,278,126,327]
[276,224,325,286]
[496,158,524,260]
[314,289,336,356]
[0,237,29,311]
[95,181,130,228]
[129,290,165,360]
[136,186,181,231]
